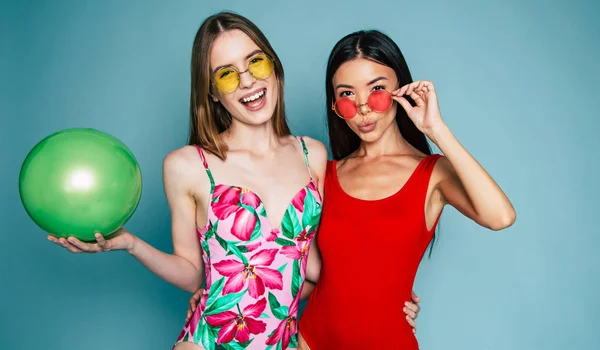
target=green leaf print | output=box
[277,263,288,274]
[215,232,229,252]
[259,312,270,318]
[215,233,249,264]
[276,340,283,350]
[250,214,262,241]
[289,334,299,349]
[302,190,321,228]
[259,206,267,217]
[204,288,248,316]
[291,259,301,298]
[201,240,210,256]
[208,326,219,350]
[227,243,248,264]
[281,206,302,239]
[278,305,290,315]
[239,339,254,348]
[206,277,225,309]
[275,237,296,247]
[205,220,218,240]
[235,245,249,253]
[221,342,248,350]
[268,292,288,320]
[199,320,215,350]
[268,291,281,309]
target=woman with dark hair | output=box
[298,30,516,349]
[46,11,422,350]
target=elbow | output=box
[183,275,205,293]
[487,208,516,231]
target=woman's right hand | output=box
[186,287,204,322]
[47,228,136,253]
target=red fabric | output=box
[300,155,443,349]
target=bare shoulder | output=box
[162,145,209,191]
[429,154,454,187]
[299,136,328,181]
[301,136,328,162]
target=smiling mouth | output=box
[240,89,266,105]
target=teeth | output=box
[242,90,265,103]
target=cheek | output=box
[268,76,279,102]
[220,94,239,109]
[381,104,397,122]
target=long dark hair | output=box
[326,30,431,160]
[187,11,290,159]
[325,30,439,254]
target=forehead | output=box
[333,58,397,86]
[210,29,261,69]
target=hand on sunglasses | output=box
[392,80,443,135]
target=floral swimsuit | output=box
[174,136,322,350]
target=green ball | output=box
[19,128,142,242]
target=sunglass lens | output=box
[335,98,358,119]
[214,67,240,93]
[368,90,393,112]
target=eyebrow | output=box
[212,49,265,74]
[335,76,389,90]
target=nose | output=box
[238,69,256,89]
[357,101,371,116]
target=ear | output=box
[209,94,219,103]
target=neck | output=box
[357,122,414,158]
[222,119,281,155]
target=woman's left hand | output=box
[392,80,444,137]
[404,290,421,333]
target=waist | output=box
[300,283,418,349]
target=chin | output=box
[357,130,384,143]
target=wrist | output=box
[425,123,451,145]
[126,233,139,254]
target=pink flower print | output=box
[294,228,315,242]
[212,186,262,241]
[265,228,280,242]
[206,298,268,344]
[280,241,309,272]
[176,291,208,342]
[245,241,262,252]
[265,296,300,350]
[213,249,283,299]
[290,189,306,213]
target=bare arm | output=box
[127,150,205,292]
[432,127,516,230]
[58,147,207,293]
[394,81,516,231]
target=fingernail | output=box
[406,315,410,320]
[405,302,409,306]
[403,307,407,312]
[68,238,74,243]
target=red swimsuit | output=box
[300,155,443,349]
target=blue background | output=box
[2,0,599,349]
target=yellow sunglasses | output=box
[212,53,275,94]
